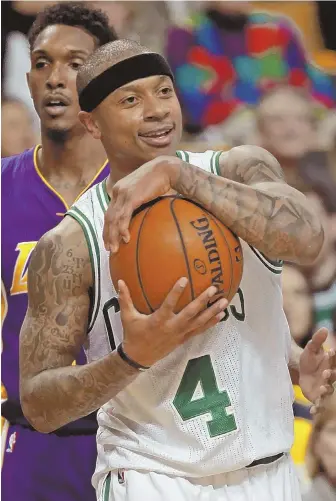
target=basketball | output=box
[110,196,243,314]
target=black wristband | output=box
[117,343,150,372]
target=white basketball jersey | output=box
[67,150,294,488]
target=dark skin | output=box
[27,24,107,207]
[20,54,335,432]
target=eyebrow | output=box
[32,49,90,57]
[118,75,171,93]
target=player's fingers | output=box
[322,369,332,381]
[310,405,317,415]
[328,350,336,370]
[118,280,136,315]
[318,385,329,397]
[187,298,227,333]
[157,278,189,318]
[323,385,335,396]
[308,328,329,353]
[118,209,133,245]
[184,312,225,340]
[176,287,220,324]
[107,191,128,253]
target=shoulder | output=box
[178,149,224,174]
[29,217,92,292]
[1,147,36,178]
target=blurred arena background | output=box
[1,1,336,498]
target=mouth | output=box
[44,97,69,117]
[138,125,175,148]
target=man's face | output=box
[1,101,37,157]
[27,24,96,137]
[90,74,183,166]
[259,92,316,160]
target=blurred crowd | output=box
[1,0,336,498]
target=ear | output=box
[78,111,102,140]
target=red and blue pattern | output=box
[166,12,335,128]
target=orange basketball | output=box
[110,196,243,314]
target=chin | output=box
[45,127,71,143]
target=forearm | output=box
[21,351,138,433]
[170,159,323,263]
[288,338,303,385]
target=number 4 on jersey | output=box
[173,355,237,438]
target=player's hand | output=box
[103,156,179,253]
[118,278,227,368]
[299,328,336,415]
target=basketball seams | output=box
[136,207,155,313]
[170,198,196,301]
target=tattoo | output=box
[173,145,324,263]
[20,220,138,433]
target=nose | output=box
[46,63,67,90]
[143,96,170,122]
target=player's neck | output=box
[39,131,106,179]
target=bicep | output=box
[19,224,92,380]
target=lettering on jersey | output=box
[173,355,238,438]
[103,297,121,351]
[190,216,224,304]
[10,242,37,296]
[221,288,246,323]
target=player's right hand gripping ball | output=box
[110,196,243,313]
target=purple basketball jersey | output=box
[1,145,109,431]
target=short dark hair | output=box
[77,39,151,95]
[28,1,117,51]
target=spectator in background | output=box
[303,394,336,501]
[1,98,37,157]
[166,0,335,139]
[256,86,335,192]
[302,190,336,348]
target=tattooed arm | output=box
[19,217,139,433]
[20,216,224,432]
[105,146,323,264]
[170,146,324,264]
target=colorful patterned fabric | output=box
[166,12,335,129]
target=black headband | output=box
[79,53,174,112]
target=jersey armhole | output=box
[249,246,283,274]
[65,208,101,331]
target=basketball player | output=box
[1,3,117,500]
[20,40,336,501]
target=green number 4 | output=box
[173,355,237,438]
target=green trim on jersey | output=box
[96,183,108,214]
[102,179,111,205]
[210,150,223,176]
[176,150,190,163]
[66,206,101,330]
[249,246,283,274]
[103,472,111,501]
